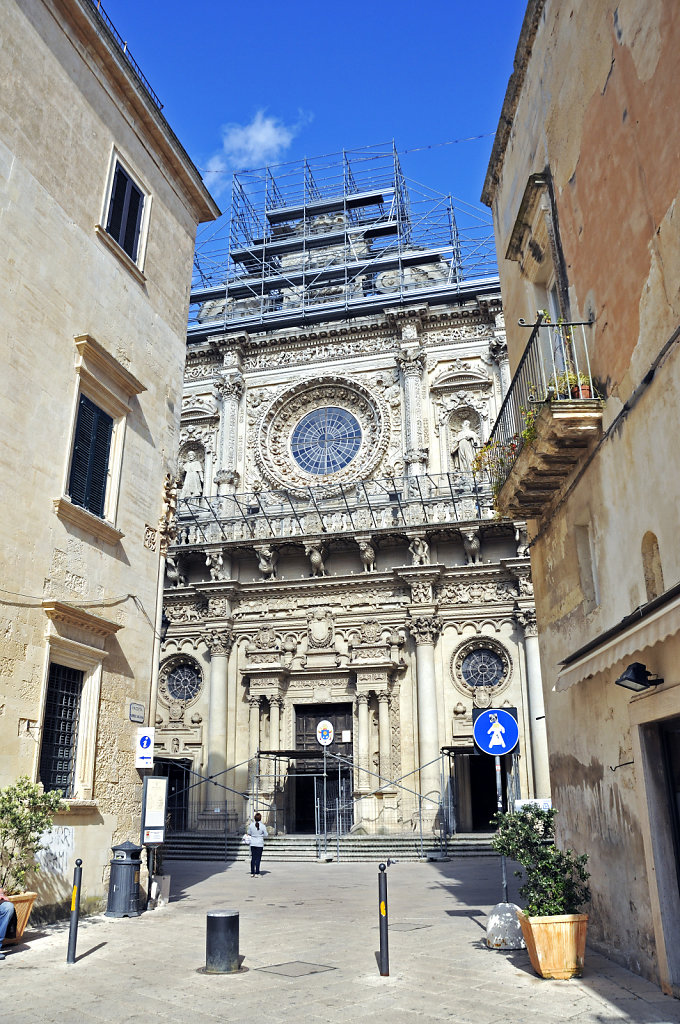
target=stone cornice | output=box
[42,600,122,637]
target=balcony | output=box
[480,317,604,518]
[172,472,495,551]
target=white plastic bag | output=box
[242,833,251,845]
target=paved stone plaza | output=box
[2,857,679,1024]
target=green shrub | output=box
[491,806,590,916]
[0,777,66,894]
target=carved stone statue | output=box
[179,450,204,499]
[165,554,186,588]
[451,420,478,475]
[206,551,224,581]
[358,540,376,573]
[408,535,430,566]
[461,527,482,565]
[255,545,278,581]
[515,523,529,558]
[305,542,327,577]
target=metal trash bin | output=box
[105,840,143,918]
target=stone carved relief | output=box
[515,609,538,637]
[243,334,396,372]
[205,628,235,657]
[307,608,334,649]
[437,580,516,604]
[165,601,203,623]
[182,393,218,419]
[407,615,442,645]
[208,597,229,618]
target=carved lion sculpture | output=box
[461,528,482,565]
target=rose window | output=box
[165,663,202,703]
[461,648,505,689]
[290,407,362,475]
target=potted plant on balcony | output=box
[546,370,596,400]
[0,777,66,947]
[491,805,590,979]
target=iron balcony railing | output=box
[482,316,597,495]
[173,472,495,548]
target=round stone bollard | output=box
[205,909,240,974]
[486,902,526,950]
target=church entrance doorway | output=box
[154,757,191,831]
[289,703,354,834]
[469,752,507,830]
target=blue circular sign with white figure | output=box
[473,709,519,755]
[139,734,152,749]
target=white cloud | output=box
[203,110,312,196]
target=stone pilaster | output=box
[516,608,550,798]
[214,370,244,494]
[356,693,370,793]
[397,348,428,475]
[407,613,442,822]
[205,626,234,796]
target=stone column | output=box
[517,609,550,797]
[205,627,234,805]
[214,371,244,495]
[489,334,510,402]
[397,349,428,476]
[269,695,282,752]
[376,690,392,784]
[408,614,442,822]
[356,693,370,792]
[248,695,261,757]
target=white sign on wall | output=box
[316,720,334,746]
[135,727,155,768]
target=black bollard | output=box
[205,909,240,974]
[378,863,389,977]
[66,858,83,965]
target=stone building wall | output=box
[0,0,218,910]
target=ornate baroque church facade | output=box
[157,149,549,836]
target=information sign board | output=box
[134,727,155,768]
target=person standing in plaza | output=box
[247,812,268,877]
[0,888,17,960]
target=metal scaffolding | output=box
[189,142,497,336]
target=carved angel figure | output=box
[408,535,430,566]
[206,551,224,581]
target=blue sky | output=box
[104,0,525,215]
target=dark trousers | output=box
[250,845,263,874]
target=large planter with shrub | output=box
[517,911,588,979]
[492,806,590,980]
[0,777,66,944]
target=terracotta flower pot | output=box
[516,910,588,979]
[3,892,37,946]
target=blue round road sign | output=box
[473,709,519,755]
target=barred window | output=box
[39,663,83,797]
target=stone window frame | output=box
[95,148,152,285]
[158,654,204,710]
[37,602,122,803]
[53,334,145,545]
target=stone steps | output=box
[162,832,496,863]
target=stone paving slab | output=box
[1,857,680,1024]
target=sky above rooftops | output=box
[104,0,525,216]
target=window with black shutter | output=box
[68,394,113,518]
[39,663,83,797]
[105,162,145,262]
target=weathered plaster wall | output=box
[482,0,680,990]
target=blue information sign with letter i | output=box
[472,708,519,755]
